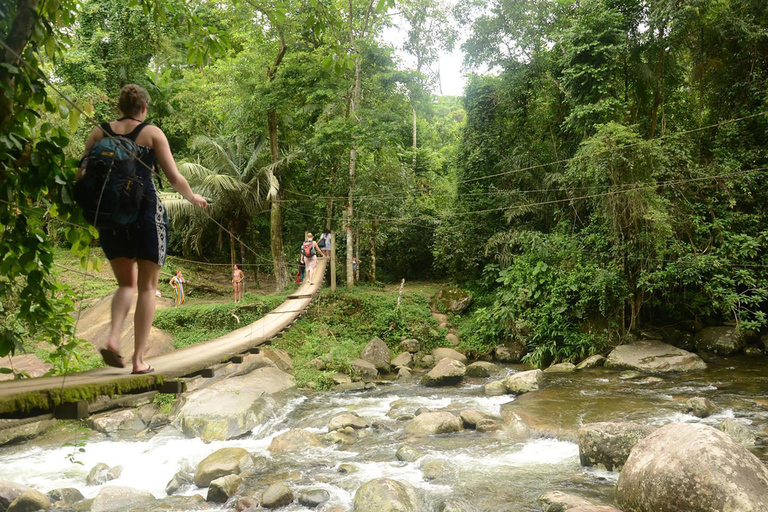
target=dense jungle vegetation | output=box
[1,0,767,370]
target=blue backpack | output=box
[74,123,149,229]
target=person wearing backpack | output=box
[301,232,324,285]
[318,230,332,258]
[79,84,207,375]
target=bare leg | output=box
[106,258,138,354]
[133,259,161,372]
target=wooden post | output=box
[331,230,337,292]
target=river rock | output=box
[432,287,473,315]
[494,341,527,363]
[353,478,422,512]
[86,463,110,486]
[398,367,413,380]
[396,445,424,462]
[579,422,654,472]
[236,496,259,511]
[544,363,576,373]
[268,429,323,454]
[459,410,490,429]
[149,495,208,511]
[720,418,756,448]
[617,422,768,512]
[329,412,369,431]
[262,348,294,372]
[694,326,747,355]
[165,471,193,495]
[744,345,763,356]
[685,397,717,418]
[207,474,242,503]
[567,507,622,512]
[361,337,391,372]
[604,340,706,373]
[401,339,421,353]
[421,459,456,480]
[538,491,593,511]
[484,380,507,396]
[465,361,500,377]
[338,463,359,474]
[432,348,467,364]
[392,352,413,368]
[421,358,466,386]
[174,366,296,441]
[194,447,253,488]
[503,369,543,394]
[107,466,123,481]
[89,410,139,434]
[405,411,462,436]
[0,481,32,511]
[6,489,50,512]
[262,482,293,508]
[575,355,606,370]
[48,488,84,506]
[298,489,331,507]
[437,498,481,512]
[351,359,378,380]
[90,486,156,512]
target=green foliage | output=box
[272,286,442,388]
[460,232,625,367]
[152,393,177,414]
[153,294,288,348]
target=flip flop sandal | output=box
[131,366,155,375]
[99,348,125,368]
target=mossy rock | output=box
[431,287,473,315]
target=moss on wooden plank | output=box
[0,375,163,416]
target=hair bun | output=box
[118,84,150,117]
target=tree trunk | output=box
[369,218,377,282]
[0,0,41,130]
[412,107,417,168]
[270,189,289,292]
[229,222,236,267]
[649,23,666,140]
[346,53,362,287]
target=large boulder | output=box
[174,366,296,441]
[720,418,756,448]
[298,489,330,508]
[405,412,463,436]
[503,369,543,394]
[268,429,323,454]
[329,412,370,431]
[89,410,139,434]
[47,488,84,507]
[544,363,576,374]
[465,361,501,378]
[431,348,467,364]
[350,359,378,381]
[494,341,527,363]
[360,337,391,372]
[538,491,594,512]
[261,348,294,372]
[0,481,32,511]
[262,483,294,509]
[421,358,466,387]
[579,422,655,471]
[617,423,768,512]
[6,490,50,512]
[694,326,748,355]
[604,340,706,373]
[432,287,473,315]
[194,447,253,488]
[353,478,422,512]
[575,355,605,370]
[392,352,413,368]
[207,474,242,503]
[86,463,110,486]
[685,397,717,418]
[90,486,156,512]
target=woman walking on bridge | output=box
[82,84,207,374]
[302,232,324,285]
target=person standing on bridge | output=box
[302,232,324,285]
[83,84,207,374]
[232,264,245,303]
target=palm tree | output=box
[161,134,278,268]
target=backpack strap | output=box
[125,123,148,141]
[99,122,116,138]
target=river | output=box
[1,354,766,511]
